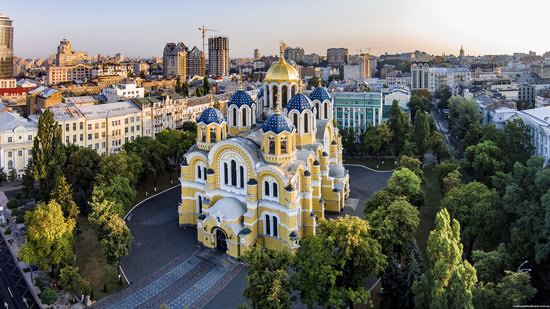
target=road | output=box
[0,233,38,309]
[431,105,463,160]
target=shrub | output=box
[4,227,11,235]
[6,199,19,209]
[10,208,18,216]
[34,277,44,289]
[40,288,57,305]
[16,213,25,224]
[14,192,23,201]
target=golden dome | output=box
[264,58,301,83]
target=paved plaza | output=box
[104,164,391,308]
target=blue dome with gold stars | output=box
[309,87,331,102]
[261,113,295,134]
[228,90,255,107]
[287,93,312,112]
[197,107,224,125]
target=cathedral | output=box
[179,49,350,258]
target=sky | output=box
[2,0,550,59]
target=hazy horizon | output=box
[3,0,550,59]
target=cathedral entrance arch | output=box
[213,227,228,251]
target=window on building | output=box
[28,135,32,141]
[239,166,244,188]
[88,134,92,140]
[73,123,76,130]
[66,123,69,131]
[273,182,278,197]
[17,150,22,157]
[231,160,237,186]
[80,122,83,130]
[73,135,76,143]
[66,136,69,143]
[7,137,12,143]
[265,214,271,236]
[95,123,99,129]
[264,181,270,196]
[293,113,298,130]
[88,124,92,130]
[269,136,276,154]
[304,116,309,133]
[223,162,228,184]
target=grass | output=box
[344,157,397,171]
[75,216,127,301]
[415,164,443,256]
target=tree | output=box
[387,100,410,155]
[203,77,211,94]
[40,288,58,305]
[139,70,146,79]
[412,111,430,159]
[18,201,75,272]
[175,76,182,93]
[462,141,505,186]
[32,109,66,201]
[95,176,136,211]
[447,96,481,140]
[386,168,422,205]
[376,123,393,156]
[123,136,168,182]
[100,213,133,266]
[397,155,422,179]
[89,188,125,231]
[402,239,425,308]
[380,258,408,309]
[182,82,190,97]
[317,216,387,307]
[472,244,511,283]
[97,151,142,185]
[461,122,483,150]
[501,119,533,169]
[408,95,431,121]
[21,160,35,198]
[307,77,323,89]
[65,147,100,210]
[362,124,381,156]
[59,266,90,299]
[430,131,449,163]
[442,169,462,193]
[195,86,205,97]
[157,129,196,176]
[473,271,536,309]
[293,235,339,308]
[437,86,452,109]
[413,209,477,309]
[441,182,502,256]
[434,161,460,188]
[0,167,6,186]
[366,198,419,259]
[51,175,79,220]
[243,247,293,309]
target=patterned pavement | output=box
[93,249,243,309]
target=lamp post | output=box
[517,260,532,273]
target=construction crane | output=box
[198,25,217,56]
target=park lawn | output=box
[344,157,397,171]
[75,216,127,301]
[415,164,442,256]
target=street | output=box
[431,105,463,160]
[0,233,38,309]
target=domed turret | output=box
[227,89,256,135]
[261,109,296,164]
[286,93,316,147]
[309,87,333,120]
[261,44,302,117]
[196,107,227,151]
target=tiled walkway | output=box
[93,249,243,309]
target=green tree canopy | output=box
[59,266,90,299]
[100,213,133,266]
[95,176,136,211]
[472,244,511,283]
[408,95,431,121]
[413,208,477,309]
[18,201,75,272]
[447,96,481,140]
[52,175,80,220]
[387,100,410,156]
[97,151,142,185]
[462,140,505,186]
[412,110,430,158]
[387,167,422,205]
[243,247,293,309]
[397,155,422,178]
[65,147,100,209]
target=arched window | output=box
[273,217,278,237]
[264,181,270,196]
[280,136,287,153]
[269,136,276,154]
[273,182,278,197]
[316,103,320,119]
[252,106,256,124]
[282,85,288,108]
[239,166,245,188]
[324,102,328,119]
[304,115,309,133]
[272,85,278,108]
[265,214,271,236]
[210,127,217,142]
[201,127,206,142]
[197,166,202,179]
[265,87,270,107]
[223,162,228,184]
[7,160,13,170]
[203,167,207,180]
[291,85,297,97]
[293,113,298,131]
[242,108,247,127]
[232,108,237,126]
[231,160,237,186]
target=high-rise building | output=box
[208,36,229,76]
[327,48,349,66]
[55,39,89,66]
[284,47,304,63]
[254,49,260,60]
[0,13,14,86]
[187,46,205,78]
[163,42,188,79]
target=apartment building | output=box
[131,92,186,135]
[0,112,37,178]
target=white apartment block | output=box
[0,112,37,178]
[102,82,145,103]
[92,63,133,78]
[512,107,550,163]
[411,62,471,93]
[131,92,185,136]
